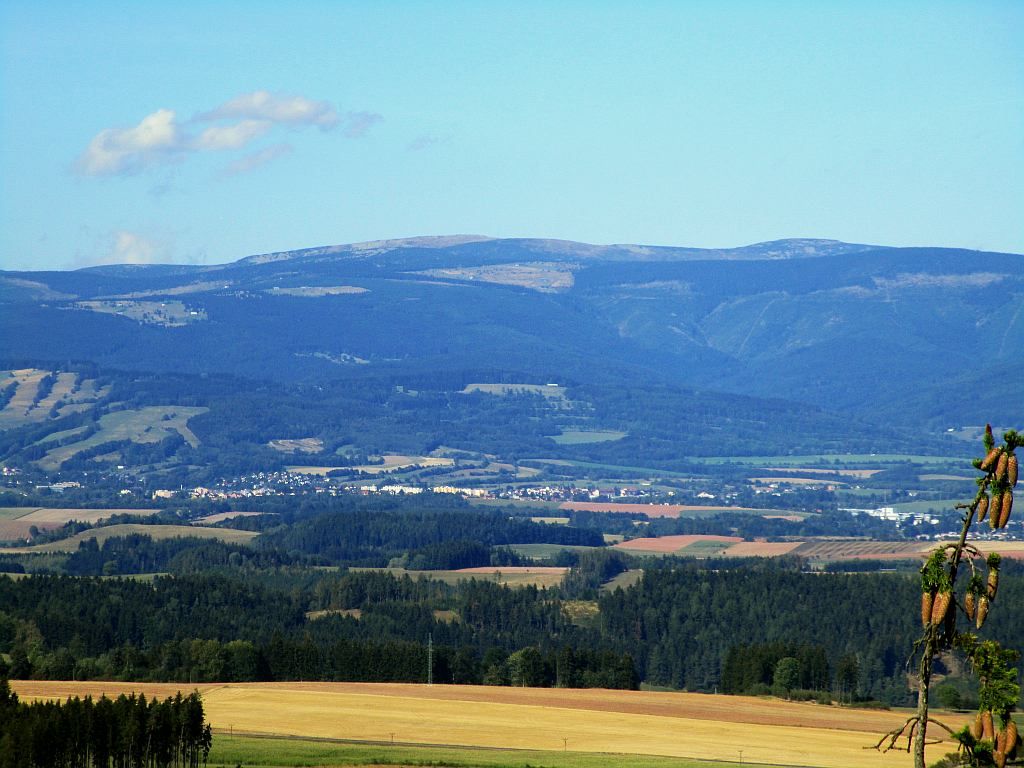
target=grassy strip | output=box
[694,454,963,466]
[207,733,767,768]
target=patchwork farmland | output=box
[612,533,943,563]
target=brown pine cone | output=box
[998,491,1012,528]
[982,448,1002,471]
[977,595,990,628]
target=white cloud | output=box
[70,230,167,267]
[200,90,339,129]
[221,143,293,177]
[110,230,162,264]
[76,90,377,178]
[77,109,183,175]
[193,119,271,150]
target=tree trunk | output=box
[914,630,934,768]
[915,508,972,768]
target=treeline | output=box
[721,641,837,697]
[596,559,1024,705]
[63,535,301,576]
[394,540,525,570]
[248,507,604,565]
[0,677,211,768]
[568,507,905,542]
[0,571,636,690]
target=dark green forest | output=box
[3,559,1022,705]
[0,678,211,768]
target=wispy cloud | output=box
[76,91,379,177]
[408,134,442,152]
[199,90,339,129]
[343,111,383,138]
[221,143,293,177]
[193,119,272,150]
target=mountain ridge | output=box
[38,236,894,276]
[2,236,1021,435]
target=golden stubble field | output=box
[12,681,969,768]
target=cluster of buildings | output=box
[147,469,660,506]
[843,506,941,526]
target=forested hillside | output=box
[0,363,964,485]
[3,559,1022,706]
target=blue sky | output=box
[1,1,1021,270]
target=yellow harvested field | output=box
[940,539,1024,559]
[0,507,160,542]
[16,507,158,524]
[353,454,455,474]
[455,566,567,575]
[750,477,846,486]
[765,467,883,478]
[723,541,804,557]
[0,524,257,553]
[283,465,338,476]
[194,511,264,525]
[11,681,967,768]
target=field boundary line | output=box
[215,729,831,768]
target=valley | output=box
[2,236,1022,768]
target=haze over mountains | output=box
[3,236,1021,431]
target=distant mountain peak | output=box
[240,235,495,266]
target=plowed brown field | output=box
[614,534,741,553]
[793,540,926,559]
